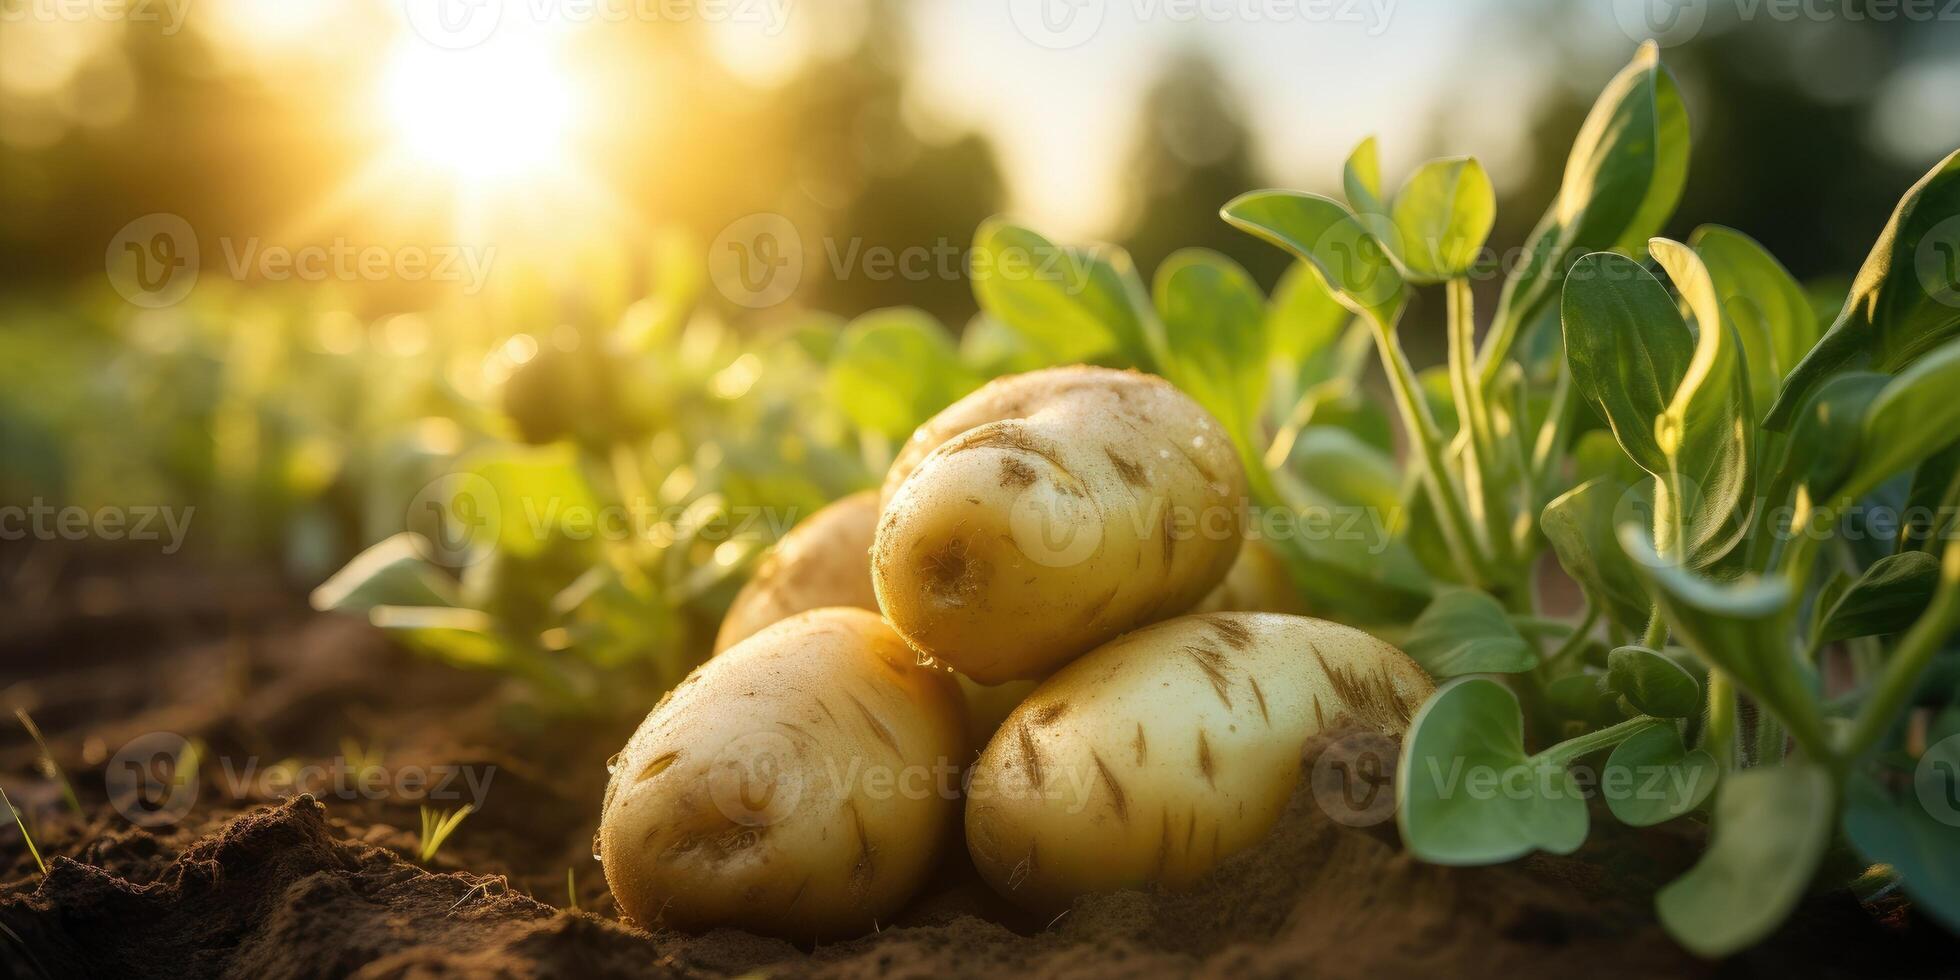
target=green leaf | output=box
[1648,238,1756,568]
[1266,261,1353,388]
[1403,589,1538,676]
[1397,678,1589,865]
[1900,442,1960,552]
[1690,225,1817,418]
[970,217,1158,368]
[1767,149,1960,428]
[1389,157,1496,283]
[1619,525,1828,757]
[1154,248,1267,446]
[310,532,460,613]
[1656,765,1835,957]
[1842,750,1960,932]
[1221,190,1406,328]
[1767,371,1890,508]
[1603,723,1717,827]
[824,308,982,441]
[1606,645,1702,718]
[1485,41,1690,373]
[1343,136,1386,217]
[1818,550,1941,644]
[1842,337,1960,502]
[369,606,512,668]
[1542,478,1654,634]
[1562,252,1694,476]
[1545,670,1623,728]
[466,445,601,560]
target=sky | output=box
[901,0,1612,237]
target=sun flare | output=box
[379,36,578,188]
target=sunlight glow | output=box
[379,36,578,188]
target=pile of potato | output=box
[598,366,1434,939]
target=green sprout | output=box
[417,804,474,863]
[1,788,47,877]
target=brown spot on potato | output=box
[847,693,900,755]
[1032,701,1070,726]
[1081,586,1117,624]
[920,537,990,609]
[1196,730,1216,787]
[1185,646,1232,709]
[999,456,1038,489]
[1104,447,1148,488]
[637,751,679,783]
[1250,678,1271,726]
[848,801,875,887]
[1133,723,1148,765]
[1016,724,1044,787]
[1091,751,1129,823]
[1206,616,1254,650]
[1310,641,1415,732]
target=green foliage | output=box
[1656,766,1834,957]
[1601,723,1716,827]
[1401,589,1536,676]
[969,217,1158,369]
[1767,149,1960,427]
[1605,646,1701,719]
[1397,678,1589,865]
[824,308,981,441]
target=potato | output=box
[874,367,1247,683]
[713,491,881,654]
[1192,539,1307,615]
[963,612,1432,913]
[711,490,1036,745]
[599,607,966,939]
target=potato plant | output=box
[291,39,1960,957]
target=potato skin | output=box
[963,612,1432,914]
[599,608,965,939]
[874,367,1247,683]
[710,490,1036,744]
[1191,539,1307,615]
[713,491,882,654]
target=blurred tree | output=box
[1115,46,1287,291]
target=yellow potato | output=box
[713,491,881,654]
[874,367,1247,683]
[598,608,966,939]
[710,490,1036,745]
[1192,539,1306,615]
[963,612,1432,913]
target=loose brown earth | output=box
[0,548,1952,978]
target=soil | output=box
[0,546,1954,979]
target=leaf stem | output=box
[1542,605,1601,667]
[1447,278,1512,569]
[1641,606,1669,649]
[1840,542,1960,760]
[1536,716,1659,769]
[1366,316,1492,587]
[1701,671,1737,769]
